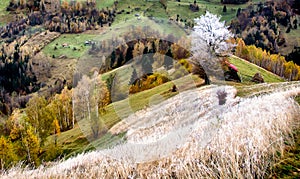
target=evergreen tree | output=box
[125,45,134,61]
[236,8,241,17]
[129,68,138,85]
[223,5,227,13]
[163,49,173,70]
[142,55,153,74]
[110,51,116,68]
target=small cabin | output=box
[85,40,96,46]
[62,43,69,48]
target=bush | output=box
[129,73,170,94]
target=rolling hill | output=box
[2,81,300,178]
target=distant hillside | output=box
[230,0,300,57]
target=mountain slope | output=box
[42,56,285,158]
[2,82,300,178]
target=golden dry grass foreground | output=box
[1,82,300,179]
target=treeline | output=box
[0,31,63,115]
[230,0,298,53]
[0,35,38,94]
[0,72,111,169]
[1,0,116,41]
[0,87,72,169]
[0,35,40,115]
[221,0,249,4]
[88,27,190,73]
[44,0,116,33]
[235,38,300,81]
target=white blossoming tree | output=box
[190,12,234,84]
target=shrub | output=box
[129,73,170,94]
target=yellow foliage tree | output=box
[284,61,294,80]
[235,38,300,81]
[0,136,17,169]
[22,126,40,166]
[52,119,60,146]
[25,94,52,144]
[7,109,23,141]
[132,41,145,60]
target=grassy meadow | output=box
[0,0,11,26]
[42,34,97,59]
[229,56,284,84]
[107,0,262,25]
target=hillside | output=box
[0,0,300,178]
[2,82,300,178]
[46,56,284,155]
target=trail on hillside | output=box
[2,82,300,179]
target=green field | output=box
[0,0,10,26]
[111,0,261,26]
[0,0,9,14]
[42,15,188,59]
[96,0,116,9]
[229,56,284,84]
[42,34,97,59]
[65,0,116,10]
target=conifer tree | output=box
[129,68,138,85]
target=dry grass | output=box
[2,83,300,178]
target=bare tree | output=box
[190,12,233,83]
[73,72,110,139]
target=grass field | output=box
[0,0,11,26]
[42,15,188,59]
[0,0,9,15]
[52,73,203,156]
[42,34,97,59]
[111,0,262,27]
[278,24,300,55]
[229,56,284,84]
[65,0,116,9]
[6,79,300,178]
[269,94,300,178]
[271,128,300,178]
[96,0,116,9]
